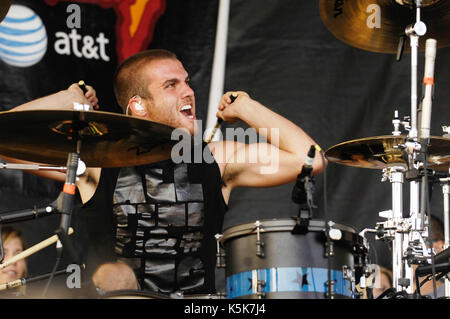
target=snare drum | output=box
[220,218,368,299]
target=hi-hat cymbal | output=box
[0,109,186,167]
[0,0,11,23]
[325,135,450,171]
[319,0,450,54]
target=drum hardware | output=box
[254,221,265,258]
[252,273,266,299]
[291,145,316,235]
[214,233,226,268]
[170,291,227,299]
[290,145,342,299]
[323,0,450,299]
[443,126,450,137]
[325,221,348,298]
[325,227,335,299]
[342,265,356,293]
[415,246,450,297]
[392,111,411,136]
[0,159,87,177]
[216,291,227,299]
[324,232,335,258]
[327,111,450,299]
[324,279,335,299]
[439,171,450,296]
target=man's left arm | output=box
[213,91,325,190]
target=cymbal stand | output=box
[378,164,416,294]
[440,173,450,297]
[372,111,432,297]
[55,140,81,258]
[0,161,86,175]
[42,142,82,297]
[386,0,430,295]
[405,0,427,140]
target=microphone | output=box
[419,38,437,141]
[292,145,316,205]
[0,205,56,224]
[58,153,79,234]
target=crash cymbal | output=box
[325,135,450,171]
[319,0,450,54]
[0,109,187,167]
[0,0,11,23]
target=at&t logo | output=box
[0,5,47,67]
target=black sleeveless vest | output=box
[82,143,227,295]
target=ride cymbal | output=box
[0,109,185,167]
[319,0,450,53]
[325,135,450,171]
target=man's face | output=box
[140,58,197,135]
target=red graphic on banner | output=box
[45,0,166,62]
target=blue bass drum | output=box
[221,219,369,299]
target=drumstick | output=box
[204,93,237,143]
[78,80,88,94]
[0,228,74,270]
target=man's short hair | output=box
[113,49,178,113]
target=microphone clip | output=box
[291,145,317,235]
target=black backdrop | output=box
[0,0,448,294]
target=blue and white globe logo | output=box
[0,5,47,67]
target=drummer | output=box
[4,49,324,296]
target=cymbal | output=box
[325,135,450,171]
[319,0,450,54]
[0,110,184,167]
[0,0,11,23]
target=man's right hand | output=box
[67,83,100,110]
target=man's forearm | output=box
[238,99,317,157]
[10,89,84,112]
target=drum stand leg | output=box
[378,166,416,295]
[441,178,450,297]
[387,167,413,293]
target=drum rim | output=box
[101,289,170,299]
[221,218,357,242]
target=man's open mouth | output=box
[180,104,194,119]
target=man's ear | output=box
[126,95,147,116]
